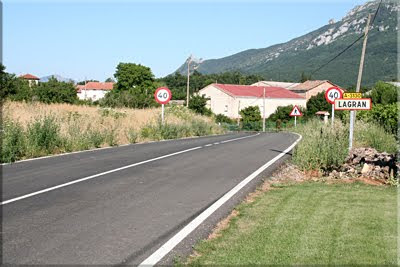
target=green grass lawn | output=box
[186,182,397,266]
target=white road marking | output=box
[220,133,260,143]
[2,133,260,206]
[1,147,201,206]
[213,142,220,145]
[138,133,302,266]
[204,144,213,147]
[0,133,233,166]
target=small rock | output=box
[361,163,370,174]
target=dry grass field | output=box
[2,101,224,162]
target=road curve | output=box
[2,132,299,265]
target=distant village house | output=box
[77,82,114,101]
[19,73,40,86]
[288,80,344,100]
[198,83,306,119]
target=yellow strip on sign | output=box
[343,92,362,98]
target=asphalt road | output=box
[2,132,299,265]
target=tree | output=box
[100,62,158,109]
[188,94,211,115]
[305,92,330,117]
[114,63,155,90]
[105,77,115,83]
[240,106,262,131]
[77,79,98,85]
[34,77,77,104]
[370,81,397,105]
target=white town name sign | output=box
[334,98,372,110]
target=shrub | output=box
[26,116,62,156]
[293,119,349,172]
[191,120,212,136]
[189,95,211,116]
[87,130,105,148]
[1,120,26,163]
[354,121,397,153]
[356,103,398,135]
[34,77,78,104]
[240,106,262,131]
[105,127,118,146]
[126,128,138,143]
[215,114,234,124]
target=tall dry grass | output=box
[2,101,224,162]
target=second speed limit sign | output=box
[325,87,343,104]
[155,87,172,105]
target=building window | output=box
[224,105,228,112]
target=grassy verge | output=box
[2,101,224,163]
[292,119,397,172]
[185,181,397,265]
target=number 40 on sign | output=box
[154,87,172,125]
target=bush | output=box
[189,94,211,116]
[34,77,78,104]
[215,114,234,124]
[354,121,397,153]
[26,116,62,156]
[370,81,397,105]
[240,106,262,131]
[191,120,212,136]
[356,103,398,135]
[293,119,349,172]
[126,128,138,143]
[1,120,26,163]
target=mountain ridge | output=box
[175,0,398,87]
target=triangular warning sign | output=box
[289,105,303,117]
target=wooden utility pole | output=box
[349,13,371,149]
[262,87,266,132]
[237,100,241,126]
[186,56,191,107]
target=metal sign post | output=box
[161,104,165,125]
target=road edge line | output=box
[138,132,302,266]
[2,133,260,206]
[0,133,237,166]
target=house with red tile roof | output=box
[77,82,114,101]
[19,73,40,86]
[197,83,306,119]
[290,80,344,100]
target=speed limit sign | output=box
[154,87,172,105]
[325,87,343,104]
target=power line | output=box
[310,0,383,76]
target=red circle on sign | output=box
[325,87,343,104]
[154,87,172,105]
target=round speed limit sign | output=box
[154,87,172,105]
[325,87,343,104]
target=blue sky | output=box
[4,0,367,81]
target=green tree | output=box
[370,81,397,105]
[305,92,330,117]
[188,94,211,115]
[34,77,77,104]
[100,63,158,109]
[105,77,115,83]
[240,106,262,131]
[114,63,155,90]
[77,79,99,85]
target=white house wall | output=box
[77,90,108,101]
[198,85,307,119]
[236,97,306,119]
